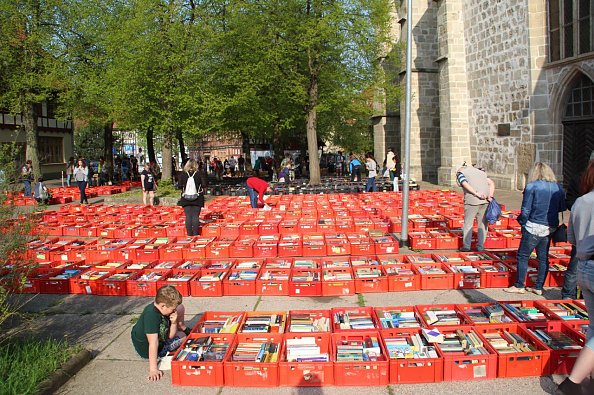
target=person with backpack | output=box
[177,159,207,236]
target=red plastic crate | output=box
[443,262,485,289]
[224,333,283,387]
[171,333,234,386]
[321,268,355,296]
[279,333,333,386]
[408,232,436,250]
[222,268,259,296]
[205,241,231,259]
[38,269,78,294]
[456,303,517,326]
[192,311,244,334]
[353,266,388,293]
[413,263,454,290]
[69,269,111,295]
[475,261,515,288]
[436,326,498,381]
[381,328,444,383]
[383,264,420,292]
[229,240,255,258]
[157,270,195,297]
[524,320,584,375]
[189,269,227,297]
[277,241,302,258]
[534,300,590,323]
[325,238,350,256]
[160,245,185,261]
[253,242,278,258]
[238,311,287,334]
[99,270,136,296]
[331,331,389,386]
[500,300,556,323]
[349,239,376,256]
[473,323,549,378]
[126,270,169,297]
[289,269,322,297]
[256,268,290,296]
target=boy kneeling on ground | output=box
[131,285,190,381]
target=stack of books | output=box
[103,272,134,282]
[434,255,465,263]
[198,272,226,282]
[384,333,438,359]
[80,270,109,280]
[463,304,513,324]
[155,262,179,269]
[265,259,292,269]
[482,331,538,353]
[322,259,351,268]
[462,253,492,261]
[479,262,510,273]
[241,314,285,333]
[285,337,329,362]
[207,261,234,270]
[421,309,461,326]
[175,336,230,362]
[199,314,243,333]
[438,330,490,355]
[544,302,589,320]
[323,270,352,281]
[178,261,204,270]
[235,261,262,269]
[95,261,124,270]
[136,271,163,281]
[549,263,567,272]
[376,309,420,328]
[351,257,379,266]
[354,267,382,278]
[503,303,547,322]
[528,329,582,350]
[449,265,480,274]
[167,273,194,282]
[333,312,376,330]
[232,341,279,362]
[292,271,319,282]
[407,256,436,264]
[335,336,382,361]
[293,260,318,269]
[126,262,153,270]
[289,313,330,332]
[48,269,81,280]
[416,265,445,274]
[227,270,258,281]
[384,266,415,276]
[379,257,406,265]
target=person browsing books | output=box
[246,175,273,208]
[131,285,190,381]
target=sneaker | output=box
[526,287,543,296]
[503,286,526,294]
[458,247,471,252]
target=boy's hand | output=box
[169,310,178,323]
[148,368,163,381]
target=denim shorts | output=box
[158,335,183,358]
[577,259,594,343]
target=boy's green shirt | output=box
[131,303,170,358]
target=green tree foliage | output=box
[73,122,106,160]
[0,0,67,179]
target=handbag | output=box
[551,213,568,243]
[485,197,502,225]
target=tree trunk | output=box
[147,126,156,164]
[103,122,114,182]
[176,128,187,162]
[21,99,41,180]
[240,131,252,171]
[161,130,173,182]
[306,73,321,185]
[272,122,283,171]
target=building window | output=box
[564,75,594,119]
[548,0,593,62]
[38,136,64,164]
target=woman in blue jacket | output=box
[349,154,361,182]
[504,162,566,295]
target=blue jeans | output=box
[514,227,551,289]
[365,177,376,192]
[577,259,594,342]
[246,184,258,208]
[158,335,183,358]
[561,245,578,299]
[23,179,32,197]
[66,174,72,187]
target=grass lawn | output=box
[0,338,79,395]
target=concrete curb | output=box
[35,349,93,395]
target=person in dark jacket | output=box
[177,159,207,236]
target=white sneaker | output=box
[503,286,526,294]
[525,287,543,296]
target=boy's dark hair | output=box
[155,285,182,307]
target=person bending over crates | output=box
[131,285,191,381]
[246,175,273,208]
